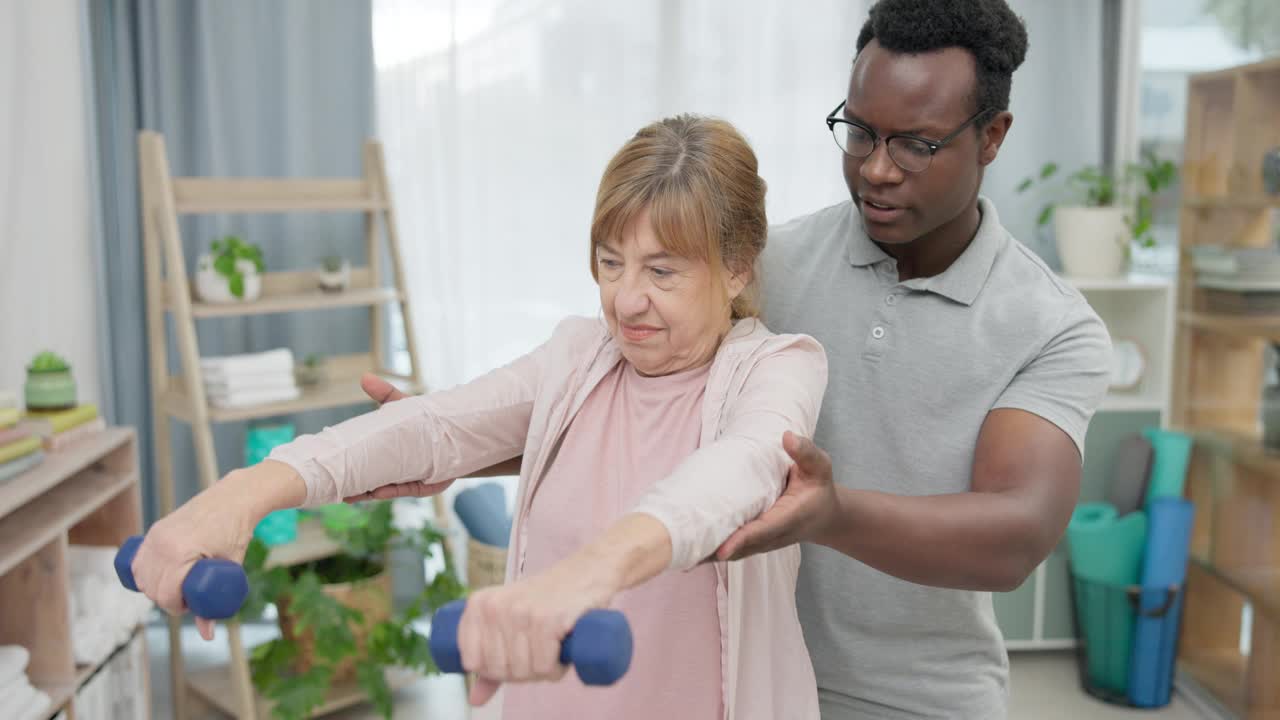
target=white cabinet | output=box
[997,274,1175,650]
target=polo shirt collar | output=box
[846,196,1004,306]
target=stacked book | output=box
[1190,245,1280,314]
[22,405,105,452]
[0,392,43,483]
[201,348,300,410]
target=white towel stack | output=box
[200,348,301,409]
[69,546,155,667]
[0,645,52,720]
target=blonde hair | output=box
[589,114,767,321]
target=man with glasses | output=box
[712,0,1111,718]
[360,0,1109,716]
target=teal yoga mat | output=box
[1068,502,1148,694]
[1142,428,1192,504]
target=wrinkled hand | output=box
[715,431,839,561]
[342,373,455,503]
[131,475,259,641]
[460,555,618,706]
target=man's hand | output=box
[715,431,839,561]
[360,372,409,405]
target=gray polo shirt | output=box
[761,197,1110,720]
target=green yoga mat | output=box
[1142,428,1192,504]
[1068,502,1148,694]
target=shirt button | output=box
[872,326,886,339]
[885,294,897,306]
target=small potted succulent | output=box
[25,350,77,411]
[295,353,328,387]
[195,235,265,303]
[317,255,351,293]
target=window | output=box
[1133,0,1267,272]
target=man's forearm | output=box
[817,486,1052,592]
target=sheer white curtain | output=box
[373,0,868,390]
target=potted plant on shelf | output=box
[295,354,328,387]
[195,235,265,303]
[1017,149,1178,278]
[317,255,351,293]
[238,500,466,720]
[24,350,77,411]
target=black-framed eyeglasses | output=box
[825,100,993,173]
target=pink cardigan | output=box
[270,316,827,719]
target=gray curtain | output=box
[87,0,376,522]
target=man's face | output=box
[841,39,996,246]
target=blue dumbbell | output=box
[429,600,632,685]
[113,535,249,619]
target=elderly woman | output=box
[130,115,827,719]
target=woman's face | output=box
[596,208,746,376]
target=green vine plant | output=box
[1016,148,1179,249]
[238,501,467,720]
[210,235,266,298]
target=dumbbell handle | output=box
[429,600,633,685]
[113,535,249,620]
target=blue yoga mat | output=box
[1068,502,1148,694]
[454,482,512,547]
[1142,428,1193,504]
[1128,497,1194,707]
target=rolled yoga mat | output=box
[1142,428,1192,504]
[1128,497,1194,707]
[1067,502,1148,694]
[1106,433,1154,517]
[454,482,512,547]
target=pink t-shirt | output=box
[503,360,723,720]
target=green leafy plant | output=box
[321,255,346,273]
[210,235,265,298]
[28,350,70,373]
[1016,149,1178,247]
[239,501,467,720]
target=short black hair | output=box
[855,0,1028,120]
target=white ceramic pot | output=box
[317,259,351,293]
[1053,206,1130,278]
[195,254,262,303]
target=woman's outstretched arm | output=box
[128,319,595,638]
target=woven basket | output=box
[276,569,393,682]
[467,538,508,590]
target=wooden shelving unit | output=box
[0,428,145,720]
[138,131,448,720]
[1171,54,1280,719]
[186,664,419,719]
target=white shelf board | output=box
[186,287,402,318]
[1063,274,1173,291]
[1099,393,1166,413]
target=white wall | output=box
[0,0,102,410]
